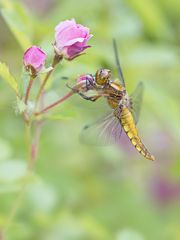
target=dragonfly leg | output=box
[66,83,82,93]
[90,95,101,102]
[66,83,77,92]
[78,92,100,102]
[66,83,100,101]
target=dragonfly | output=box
[72,40,155,161]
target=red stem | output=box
[34,90,74,116]
[30,120,42,165]
[36,69,53,102]
[25,78,33,104]
[36,54,63,103]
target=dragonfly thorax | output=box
[109,81,125,92]
[106,83,127,109]
[120,93,130,108]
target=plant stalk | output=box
[35,90,74,116]
[24,77,34,104]
[36,54,63,103]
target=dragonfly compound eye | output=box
[95,69,111,85]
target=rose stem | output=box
[35,90,74,116]
[4,121,32,234]
[31,120,42,164]
[36,54,63,103]
[24,77,34,104]
[4,77,48,234]
[30,91,44,165]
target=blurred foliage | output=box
[0,0,180,239]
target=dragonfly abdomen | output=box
[120,107,155,161]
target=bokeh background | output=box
[0,0,180,239]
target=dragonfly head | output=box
[95,69,111,85]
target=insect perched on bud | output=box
[76,74,95,91]
[95,69,111,85]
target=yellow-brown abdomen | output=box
[120,107,155,161]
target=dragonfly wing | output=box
[112,39,126,88]
[80,112,122,146]
[129,82,144,124]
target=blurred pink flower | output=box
[150,176,180,206]
[54,19,92,60]
[23,46,46,75]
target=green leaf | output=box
[0,62,19,94]
[1,8,32,50]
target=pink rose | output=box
[23,46,46,75]
[54,19,92,60]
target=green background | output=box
[0,0,180,239]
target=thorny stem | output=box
[24,77,34,104]
[36,54,63,103]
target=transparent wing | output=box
[129,82,144,124]
[79,112,122,146]
[113,39,126,88]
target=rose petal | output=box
[55,26,87,45]
[55,19,76,34]
[54,19,92,60]
[23,46,46,73]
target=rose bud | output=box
[76,74,95,91]
[54,19,93,60]
[23,46,46,76]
